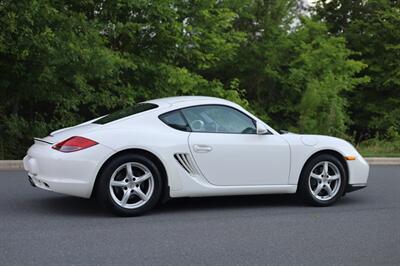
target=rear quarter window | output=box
[93,103,158,124]
[159,110,191,132]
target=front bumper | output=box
[347,155,369,185]
[24,140,114,198]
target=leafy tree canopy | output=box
[0,0,396,158]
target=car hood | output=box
[281,133,357,152]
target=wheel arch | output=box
[92,148,169,201]
[297,149,349,194]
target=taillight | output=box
[52,136,98,152]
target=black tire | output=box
[298,154,347,206]
[95,154,163,216]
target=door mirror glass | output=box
[256,121,270,135]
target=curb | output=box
[0,160,24,170]
[1,158,400,171]
[365,157,400,165]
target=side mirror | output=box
[256,121,270,135]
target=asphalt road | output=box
[0,166,399,265]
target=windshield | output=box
[93,103,158,125]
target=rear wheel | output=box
[298,154,347,206]
[95,154,162,216]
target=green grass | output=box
[357,140,400,157]
[359,150,400,157]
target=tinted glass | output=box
[159,110,190,131]
[93,103,158,124]
[181,105,256,134]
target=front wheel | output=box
[298,154,347,206]
[95,154,163,216]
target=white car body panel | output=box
[24,140,115,198]
[188,133,290,186]
[281,134,369,186]
[24,96,369,199]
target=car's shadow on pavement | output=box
[29,192,362,218]
[32,196,112,217]
[30,193,303,218]
[157,193,364,215]
[160,194,303,212]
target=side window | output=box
[181,105,256,134]
[159,110,190,132]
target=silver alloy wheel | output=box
[308,161,341,201]
[109,162,154,209]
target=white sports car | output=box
[24,96,369,216]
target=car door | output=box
[182,105,290,186]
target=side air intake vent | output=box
[174,153,199,176]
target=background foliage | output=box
[0,0,399,159]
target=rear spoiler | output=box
[49,116,105,136]
[34,138,54,145]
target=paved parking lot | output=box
[0,166,399,265]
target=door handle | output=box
[193,144,212,153]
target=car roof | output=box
[146,96,232,107]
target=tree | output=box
[216,1,367,135]
[0,0,248,159]
[219,0,300,127]
[287,19,368,136]
[0,0,133,158]
[0,0,372,159]
[315,0,400,140]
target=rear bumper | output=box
[24,141,114,198]
[28,175,36,187]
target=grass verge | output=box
[357,140,400,157]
